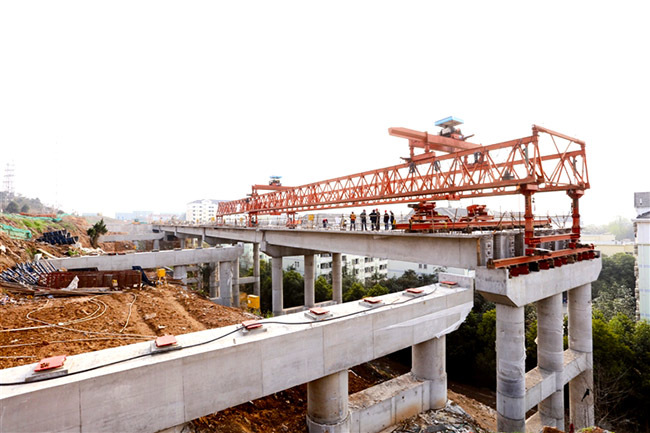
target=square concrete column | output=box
[174,265,188,285]
[208,263,218,298]
[232,258,240,308]
[537,293,565,430]
[304,254,315,308]
[180,238,186,249]
[153,239,160,250]
[271,256,283,316]
[306,370,349,433]
[496,303,526,433]
[412,335,447,409]
[568,283,594,429]
[253,243,261,297]
[219,261,233,307]
[332,253,342,304]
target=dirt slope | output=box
[0,284,252,369]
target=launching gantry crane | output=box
[216,117,595,275]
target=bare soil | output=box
[0,284,252,370]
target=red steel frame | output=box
[217,124,592,270]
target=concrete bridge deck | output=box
[153,224,490,269]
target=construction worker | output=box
[384,210,390,230]
[360,210,367,230]
[369,209,377,231]
[390,211,396,229]
[349,212,356,230]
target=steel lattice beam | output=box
[217,125,589,216]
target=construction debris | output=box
[37,230,79,246]
[0,260,58,285]
[388,401,489,433]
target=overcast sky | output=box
[1,1,647,224]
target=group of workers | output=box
[349,209,395,231]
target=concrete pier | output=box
[209,263,218,298]
[496,304,526,433]
[477,259,601,433]
[174,265,188,284]
[332,252,342,304]
[232,258,240,307]
[537,293,564,430]
[305,254,315,308]
[307,371,349,433]
[272,256,283,316]
[253,242,261,296]
[218,261,233,306]
[412,336,447,409]
[568,283,594,429]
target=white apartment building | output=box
[634,192,650,321]
[186,199,222,224]
[283,254,388,281]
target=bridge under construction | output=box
[1,120,600,433]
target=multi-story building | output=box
[186,199,222,224]
[283,254,388,281]
[634,192,650,321]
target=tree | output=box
[315,276,332,303]
[5,201,18,213]
[20,204,29,213]
[592,252,635,298]
[366,283,389,297]
[283,269,304,308]
[594,282,637,321]
[87,219,108,248]
[343,282,366,302]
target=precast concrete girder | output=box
[155,225,485,270]
[0,285,472,433]
[261,244,326,258]
[45,246,244,271]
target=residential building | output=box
[634,192,650,321]
[186,199,222,224]
[283,254,388,281]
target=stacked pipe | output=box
[0,260,58,286]
[37,230,79,245]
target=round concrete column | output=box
[537,294,565,430]
[174,265,188,284]
[208,263,218,298]
[232,258,240,308]
[304,254,315,308]
[412,336,447,409]
[332,253,342,304]
[307,370,349,433]
[218,261,233,307]
[496,304,526,433]
[568,283,594,429]
[271,256,284,316]
[253,243,261,297]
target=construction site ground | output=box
[0,216,498,432]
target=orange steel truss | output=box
[217,124,589,217]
